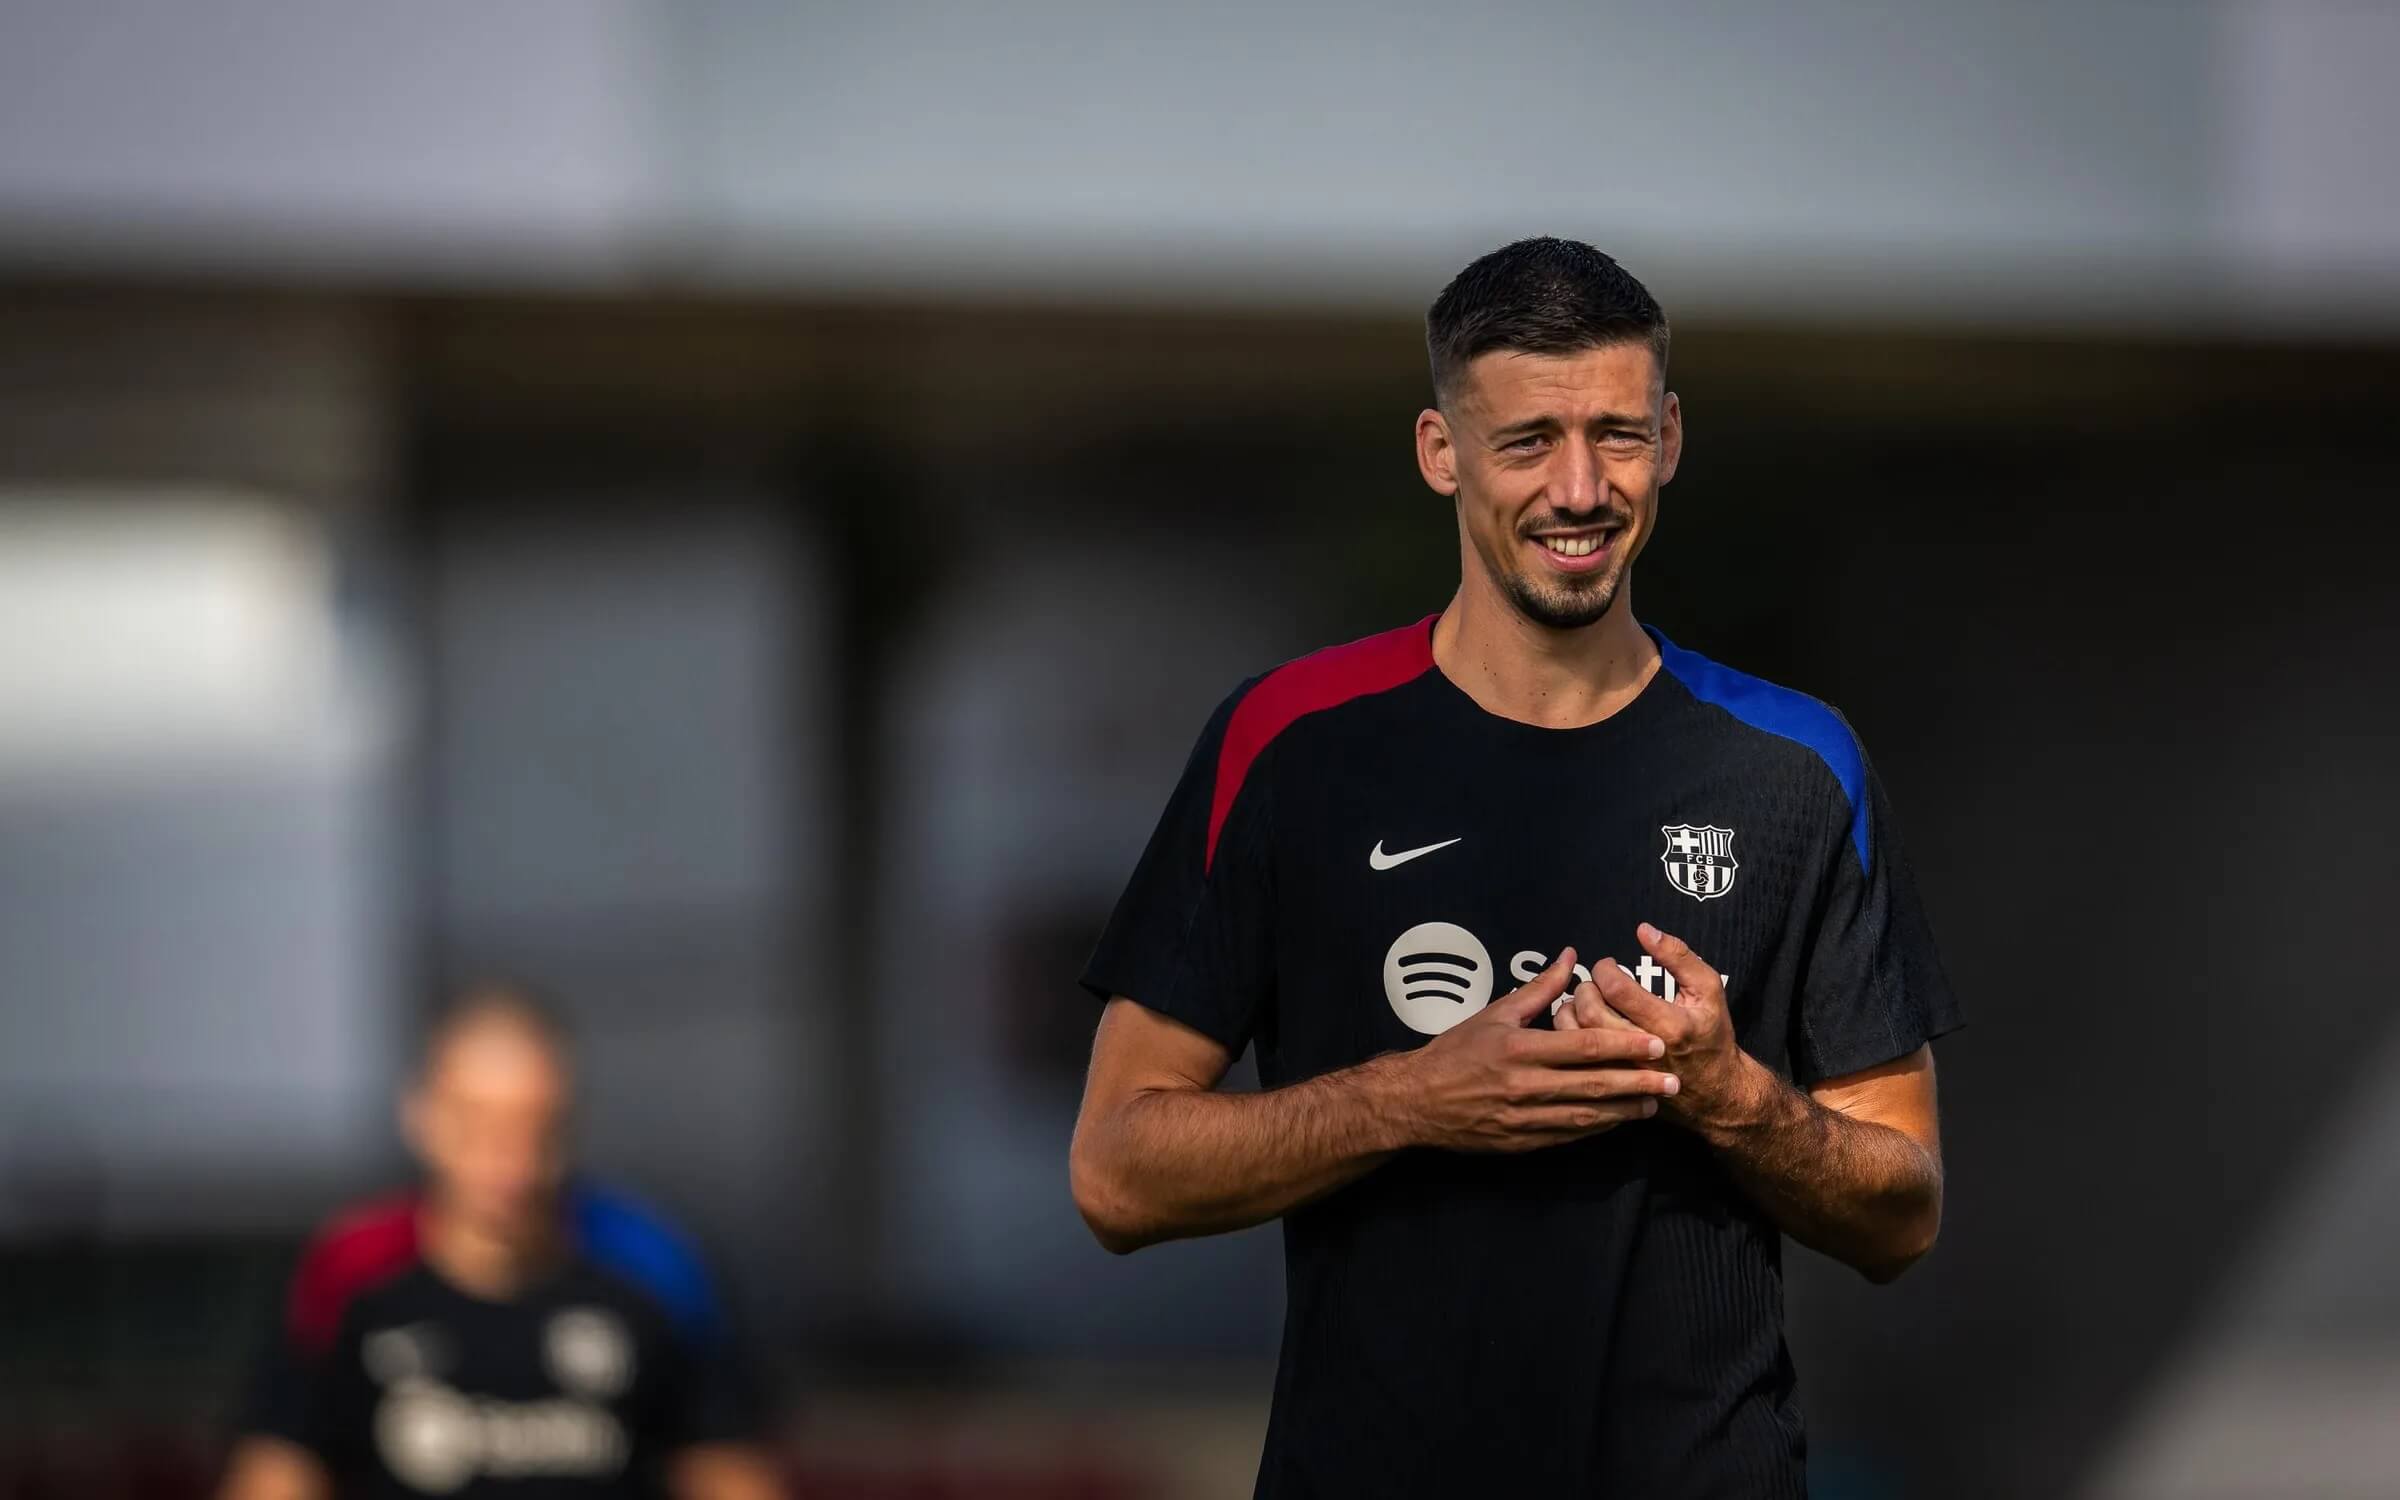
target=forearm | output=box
[1692,1054,1942,1282]
[1072,1055,1412,1252]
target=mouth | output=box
[1525,526,1623,574]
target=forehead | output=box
[1454,342,1662,423]
[425,1020,571,1104]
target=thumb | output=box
[1636,923,1717,1004]
[1487,946,1577,1025]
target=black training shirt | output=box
[243,1183,759,1498]
[1083,615,1960,1499]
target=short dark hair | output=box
[1426,237,1670,408]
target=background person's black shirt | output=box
[1083,615,1960,1499]
[243,1183,760,1498]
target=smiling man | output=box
[1071,238,1961,1497]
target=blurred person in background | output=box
[1072,238,1959,1497]
[217,984,782,1500]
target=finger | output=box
[1569,979,1638,1031]
[1591,954,1681,1036]
[1487,946,1578,1025]
[1552,994,1582,1030]
[1637,923,1720,1006]
[1573,1068,1681,1102]
[1506,1098,1661,1138]
[1512,1025,1666,1067]
[1515,1068,1681,1104]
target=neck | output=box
[1432,570,1659,729]
[418,1193,557,1301]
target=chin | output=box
[1507,575,1622,631]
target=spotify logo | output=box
[1382,921,1494,1034]
[376,1380,478,1495]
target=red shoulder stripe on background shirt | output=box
[286,1191,421,1355]
[1206,616,1438,871]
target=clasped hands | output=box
[1386,923,1759,1153]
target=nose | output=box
[470,1132,551,1201]
[1553,439,1603,516]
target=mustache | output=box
[1517,508,1633,538]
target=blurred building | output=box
[1,3,2396,1496]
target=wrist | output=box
[1687,1050,1787,1145]
[1345,1051,1424,1154]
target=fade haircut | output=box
[1425,237,1670,410]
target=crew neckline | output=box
[1421,613,1673,741]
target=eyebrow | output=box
[1487,411,1655,441]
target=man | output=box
[220,985,782,1500]
[1071,237,1960,1497]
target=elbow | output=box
[1069,1129,1155,1256]
[1856,1188,1942,1285]
[1078,1196,1148,1256]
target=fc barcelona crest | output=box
[1661,824,1739,901]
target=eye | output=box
[1503,434,1548,453]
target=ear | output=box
[1659,389,1683,486]
[1416,407,1459,497]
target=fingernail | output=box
[1646,1037,1665,1059]
[1661,1075,1680,1095]
[1638,922,1662,945]
[1642,1100,1658,1117]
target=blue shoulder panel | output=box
[571,1182,724,1347]
[1649,628,1871,873]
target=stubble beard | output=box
[1502,564,1623,630]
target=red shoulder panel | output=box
[285,1191,421,1355]
[1206,617,1438,871]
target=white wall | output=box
[0,297,402,1238]
[0,0,663,279]
[0,0,2394,327]
[0,491,401,1235]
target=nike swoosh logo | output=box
[1369,837,1463,871]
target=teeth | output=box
[1541,534,1603,557]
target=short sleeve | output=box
[1791,740,1962,1085]
[572,1184,764,1448]
[1079,682,1278,1054]
[236,1198,416,1460]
